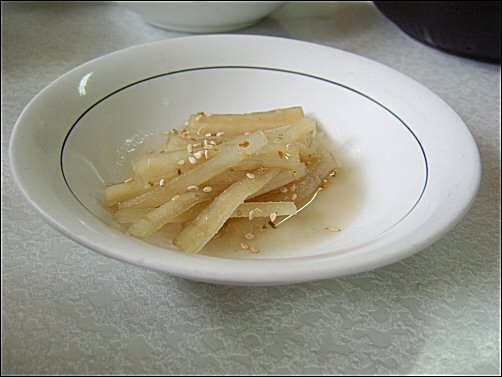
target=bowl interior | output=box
[62,66,427,259]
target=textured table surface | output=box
[2,2,500,375]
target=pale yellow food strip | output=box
[117,131,269,209]
[104,178,153,207]
[128,191,213,238]
[173,168,280,253]
[230,201,297,218]
[183,106,305,137]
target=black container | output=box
[374,1,501,63]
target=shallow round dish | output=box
[9,35,481,285]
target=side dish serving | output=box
[104,107,337,253]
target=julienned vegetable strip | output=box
[103,107,337,253]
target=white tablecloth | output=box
[2,2,500,375]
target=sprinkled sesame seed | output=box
[205,133,212,137]
[187,185,199,191]
[187,144,193,153]
[160,178,165,187]
[277,150,285,159]
[192,142,202,148]
[188,156,197,164]
[210,140,217,145]
[250,245,260,253]
[280,186,288,193]
[325,226,341,232]
[203,139,209,147]
[205,144,214,149]
[290,183,297,192]
[244,131,252,136]
[177,159,185,165]
[171,194,181,201]
[270,212,278,222]
[246,173,256,179]
[240,242,249,250]
[124,177,134,183]
[204,149,209,159]
[245,233,255,240]
[292,193,298,201]
[248,210,256,220]
[216,132,225,137]
[194,151,203,159]
[202,186,212,193]
[239,140,250,148]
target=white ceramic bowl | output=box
[9,35,481,285]
[120,1,288,33]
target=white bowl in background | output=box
[120,1,288,33]
[9,35,481,285]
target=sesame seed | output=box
[124,177,134,183]
[187,185,199,191]
[290,183,297,192]
[203,139,209,147]
[187,144,193,153]
[246,173,256,179]
[204,149,209,159]
[239,140,250,148]
[277,150,285,159]
[205,144,214,149]
[270,212,277,222]
[248,210,256,220]
[244,131,252,136]
[216,132,225,137]
[160,178,165,187]
[188,156,197,164]
[171,194,181,201]
[202,186,212,193]
[325,227,341,232]
[240,242,249,250]
[205,133,212,137]
[292,193,298,201]
[197,127,204,135]
[280,186,288,193]
[192,142,202,148]
[177,159,185,165]
[250,245,260,253]
[210,140,217,145]
[245,233,255,240]
[194,151,203,159]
